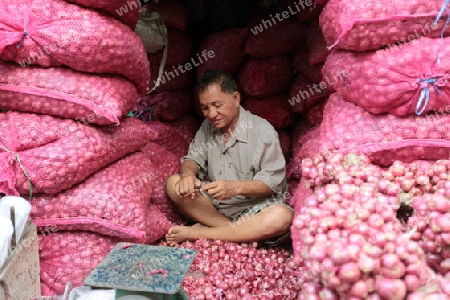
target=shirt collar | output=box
[212,106,249,143]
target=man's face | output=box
[198,83,240,132]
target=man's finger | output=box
[185,190,195,197]
[174,181,182,197]
[180,178,193,196]
[200,181,216,192]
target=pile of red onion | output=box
[302,153,450,195]
[293,153,450,298]
[157,239,302,299]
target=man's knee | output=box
[164,173,181,202]
[262,205,294,234]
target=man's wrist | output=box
[180,172,196,178]
[234,180,243,195]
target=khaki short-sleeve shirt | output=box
[181,106,287,219]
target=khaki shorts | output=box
[231,201,294,247]
[205,191,293,247]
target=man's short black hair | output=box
[196,69,238,96]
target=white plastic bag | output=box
[68,286,115,300]
[135,7,168,93]
[135,9,167,54]
[0,196,31,241]
[0,216,13,270]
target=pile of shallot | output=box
[157,239,302,299]
[293,153,450,299]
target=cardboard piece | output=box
[0,222,41,300]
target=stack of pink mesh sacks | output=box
[288,0,450,298]
[318,0,450,164]
[0,0,190,295]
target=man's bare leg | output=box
[165,174,230,227]
[165,204,293,244]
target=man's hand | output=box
[175,174,201,199]
[201,180,240,200]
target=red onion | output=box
[350,280,369,298]
[339,262,361,283]
[375,278,406,300]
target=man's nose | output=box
[208,107,218,119]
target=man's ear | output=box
[232,91,241,105]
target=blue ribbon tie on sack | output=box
[415,77,443,116]
[16,31,29,49]
[434,0,450,64]
[135,105,155,122]
[434,0,450,38]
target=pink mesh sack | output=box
[293,46,324,83]
[295,3,324,22]
[303,98,326,126]
[276,0,324,22]
[290,119,314,158]
[148,26,193,67]
[288,75,330,114]
[0,0,150,93]
[286,125,318,180]
[141,142,182,223]
[291,178,313,258]
[307,20,330,65]
[246,18,307,58]
[320,0,450,51]
[66,0,139,28]
[145,0,189,31]
[277,130,292,160]
[144,203,173,244]
[0,61,137,125]
[169,114,202,144]
[242,94,295,130]
[286,179,299,207]
[39,231,119,296]
[0,112,156,196]
[298,127,322,161]
[150,63,194,92]
[135,90,193,122]
[146,121,190,158]
[195,28,248,79]
[236,55,294,98]
[292,45,308,72]
[31,152,156,241]
[320,93,450,166]
[323,36,450,116]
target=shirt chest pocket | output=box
[225,142,254,180]
[235,167,254,180]
[228,159,253,180]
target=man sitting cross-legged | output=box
[164,69,294,246]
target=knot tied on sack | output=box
[134,105,156,122]
[0,146,32,201]
[16,31,30,49]
[415,76,449,115]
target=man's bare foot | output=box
[251,241,259,248]
[166,223,205,244]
